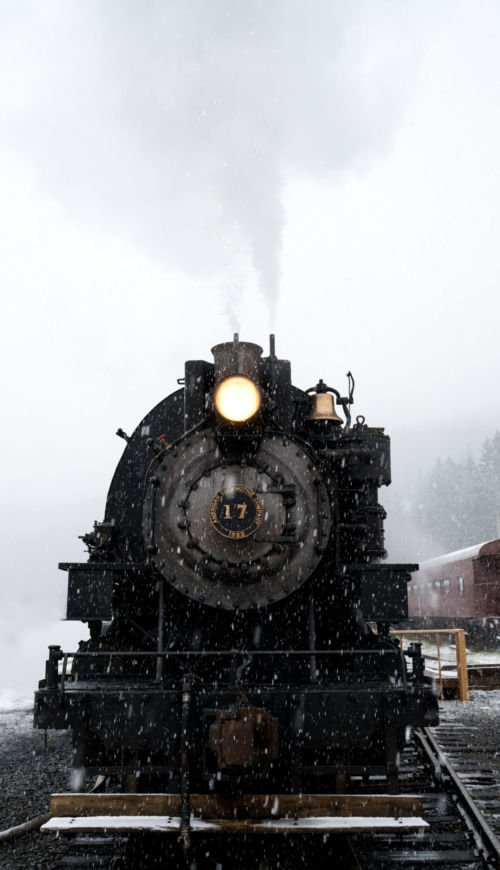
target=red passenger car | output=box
[407,538,500,647]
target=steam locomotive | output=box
[35,336,437,854]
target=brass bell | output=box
[307,391,343,423]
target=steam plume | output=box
[0,1,422,316]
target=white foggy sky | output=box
[1,1,499,692]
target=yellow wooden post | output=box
[435,633,444,701]
[455,629,469,702]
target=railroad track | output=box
[50,729,500,870]
[429,723,500,841]
[349,727,500,870]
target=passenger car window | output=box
[458,575,464,595]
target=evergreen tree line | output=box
[413,431,500,554]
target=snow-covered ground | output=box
[0,689,33,713]
[443,687,500,713]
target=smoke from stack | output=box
[0,1,424,321]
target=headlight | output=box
[214,376,261,422]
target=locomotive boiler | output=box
[34,335,438,855]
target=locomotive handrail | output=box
[58,648,404,656]
[53,646,410,698]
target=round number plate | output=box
[209,485,263,539]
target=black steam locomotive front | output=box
[34,336,437,807]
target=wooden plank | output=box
[50,793,423,819]
[390,629,462,634]
[42,815,429,834]
[51,794,173,817]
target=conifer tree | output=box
[412,430,500,553]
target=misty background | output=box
[1,0,499,700]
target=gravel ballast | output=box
[0,709,73,869]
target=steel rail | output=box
[416,727,500,870]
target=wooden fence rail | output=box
[391,629,469,702]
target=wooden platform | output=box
[43,793,428,835]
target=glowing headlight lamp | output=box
[215,376,261,422]
[212,335,263,425]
